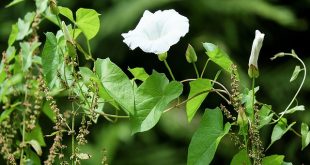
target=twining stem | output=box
[163,60,176,81]
[274,112,302,137]
[272,53,307,123]
[180,78,231,98]
[200,58,210,78]
[193,63,199,78]
[164,88,230,113]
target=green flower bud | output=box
[185,44,197,63]
[158,52,167,61]
[49,0,59,15]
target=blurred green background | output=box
[1,0,310,164]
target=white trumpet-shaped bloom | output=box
[249,30,265,68]
[122,9,189,54]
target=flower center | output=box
[143,22,166,41]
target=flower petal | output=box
[249,30,265,68]
[122,9,189,54]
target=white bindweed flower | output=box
[248,30,264,78]
[249,30,265,69]
[122,9,189,54]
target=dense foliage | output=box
[0,0,309,164]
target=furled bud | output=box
[248,30,264,78]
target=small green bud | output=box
[49,0,59,15]
[158,52,167,61]
[185,44,197,63]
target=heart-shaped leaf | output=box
[188,108,231,165]
[131,71,182,134]
[186,79,212,122]
[76,8,100,40]
[95,58,134,114]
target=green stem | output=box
[86,40,92,58]
[193,63,199,78]
[163,88,230,113]
[252,77,255,110]
[20,112,26,165]
[163,60,176,81]
[200,59,210,78]
[272,53,307,123]
[56,15,62,29]
[20,85,29,165]
[71,103,75,165]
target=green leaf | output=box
[16,12,35,41]
[203,42,234,74]
[301,123,310,150]
[43,7,59,26]
[76,43,92,60]
[5,0,24,8]
[67,24,82,39]
[25,149,41,165]
[258,104,274,129]
[58,6,75,22]
[188,108,231,165]
[35,0,48,13]
[290,65,302,82]
[76,8,100,40]
[185,44,198,63]
[27,140,42,156]
[41,32,64,88]
[230,149,251,165]
[131,71,183,134]
[95,58,134,114]
[280,105,305,115]
[241,87,259,121]
[79,67,119,110]
[267,118,296,149]
[42,101,56,123]
[20,41,41,72]
[5,46,16,63]
[0,74,23,103]
[186,79,212,122]
[8,24,18,46]
[0,102,20,122]
[25,124,46,146]
[79,67,96,84]
[262,155,284,165]
[128,67,149,81]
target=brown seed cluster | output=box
[42,79,68,165]
[0,115,18,164]
[248,105,264,165]
[76,117,91,145]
